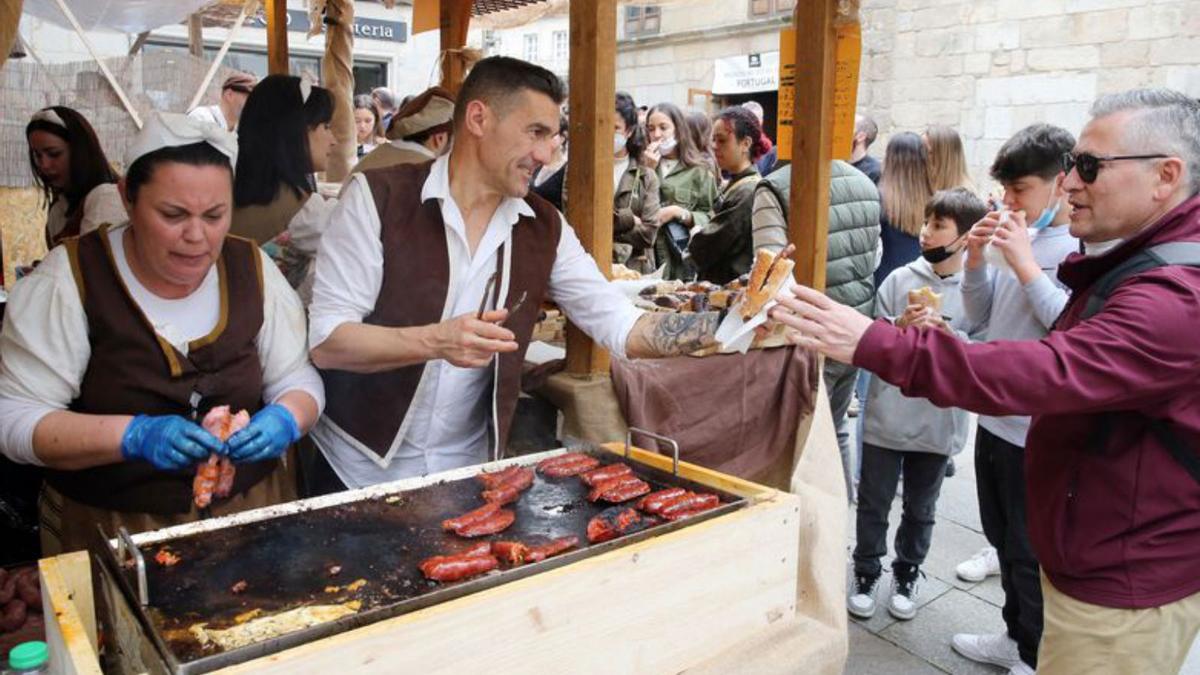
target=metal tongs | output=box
[476,272,527,326]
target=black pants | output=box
[853,443,948,578]
[976,426,1042,668]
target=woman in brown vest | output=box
[0,113,325,554]
[25,106,125,247]
[232,75,339,303]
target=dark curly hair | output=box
[714,106,768,162]
[615,92,646,162]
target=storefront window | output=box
[145,42,388,96]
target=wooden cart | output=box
[39,443,801,674]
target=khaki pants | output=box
[40,455,297,556]
[1039,573,1200,675]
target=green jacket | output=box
[688,168,761,285]
[613,159,661,274]
[753,161,881,316]
[652,161,719,279]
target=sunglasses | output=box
[1060,151,1170,183]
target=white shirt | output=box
[308,153,644,488]
[660,158,680,177]
[188,104,231,131]
[613,156,630,192]
[45,183,127,242]
[0,224,326,465]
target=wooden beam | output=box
[265,0,289,75]
[564,0,617,376]
[187,13,204,58]
[439,0,472,95]
[787,0,837,291]
[186,2,253,114]
[128,31,151,56]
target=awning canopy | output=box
[20,0,220,34]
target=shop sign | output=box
[250,10,407,43]
[711,51,780,95]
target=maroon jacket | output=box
[855,194,1200,609]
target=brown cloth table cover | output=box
[609,346,819,491]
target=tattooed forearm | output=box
[625,312,721,358]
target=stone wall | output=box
[858,0,1200,190]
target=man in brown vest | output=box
[351,86,455,175]
[306,57,719,492]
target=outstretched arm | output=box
[625,312,721,358]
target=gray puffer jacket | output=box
[752,160,881,316]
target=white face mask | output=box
[658,136,677,155]
[613,132,628,156]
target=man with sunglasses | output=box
[771,88,1200,674]
[187,72,256,132]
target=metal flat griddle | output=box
[97,447,746,674]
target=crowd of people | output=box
[4,51,1199,674]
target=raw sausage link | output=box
[579,463,632,487]
[453,509,515,537]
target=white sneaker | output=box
[951,632,1021,669]
[887,573,921,620]
[847,574,880,619]
[956,546,1000,582]
[1008,661,1036,675]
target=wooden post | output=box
[265,0,289,75]
[323,0,356,182]
[439,0,472,95]
[787,0,837,291]
[187,13,204,58]
[564,0,617,376]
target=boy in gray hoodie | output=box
[848,187,988,622]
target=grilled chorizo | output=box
[419,553,499,582]
[441,501,501,532]
[587,475,651,503]
[453,509,515,538]
[636,488,687,514]
[659,493,720,521]
[526,536,580,563]
[579,463,632,487]
[541,455,601,478]
[490,541,532,565]
[476,466,524,490]
[481,484,522,505]
[586,506,653,543]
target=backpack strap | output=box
[1080,242,1200,320]
[1081,241,1200,487]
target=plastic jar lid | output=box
[8,641,49,670]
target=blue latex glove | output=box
[121,415,223,471]
[225,404,300,464]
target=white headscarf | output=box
[124,112,238,169]
[31,108,68,129]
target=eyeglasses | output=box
[1061,151,1170,183]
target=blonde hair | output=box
[880,131,933,237]
[926,124,975,192]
